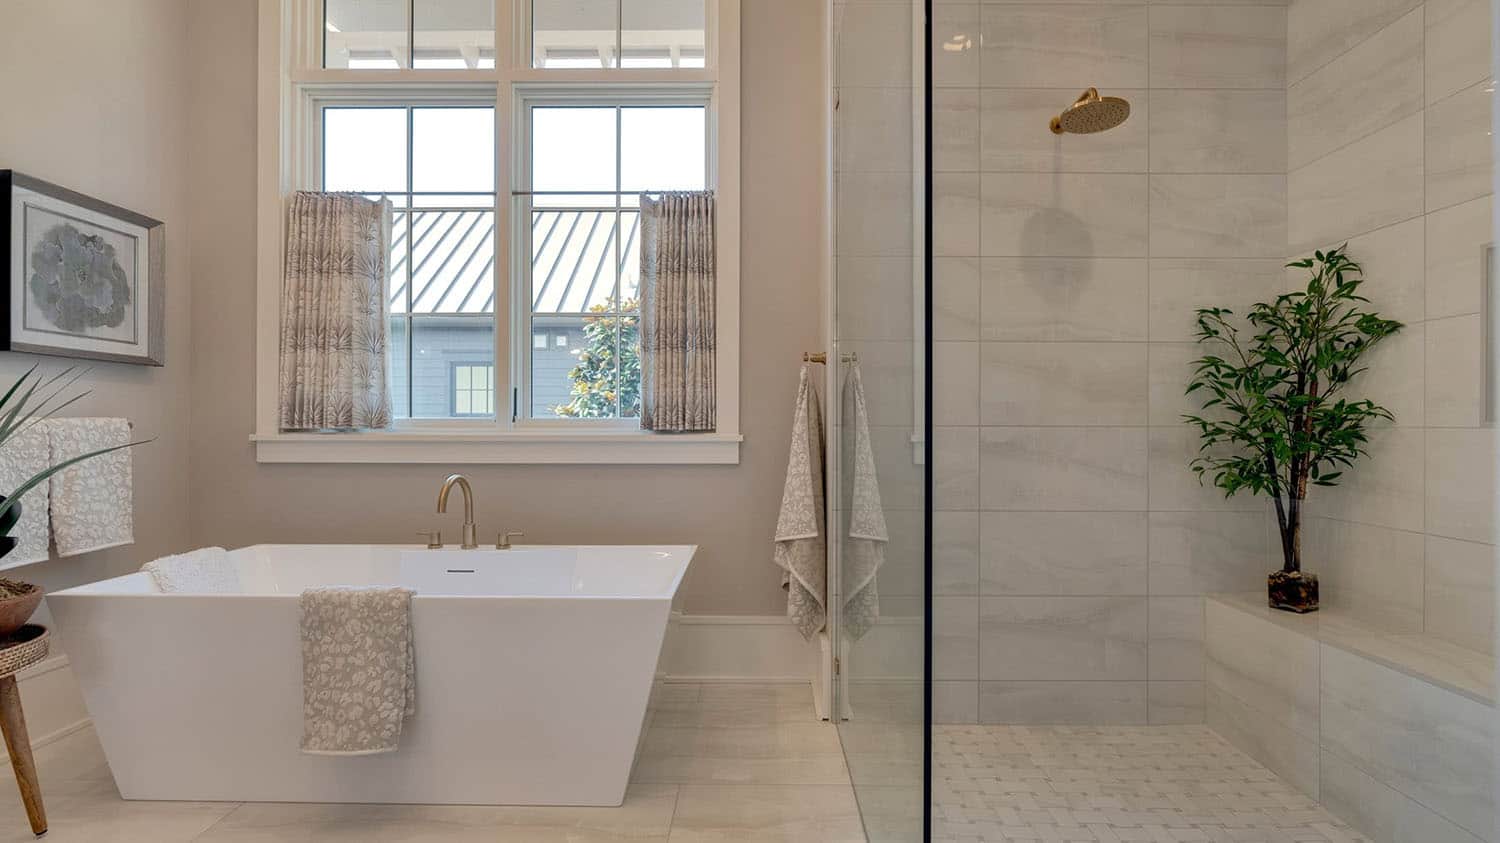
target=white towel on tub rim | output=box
[48,417,133,557]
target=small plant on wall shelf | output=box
[1184,245,1403,613]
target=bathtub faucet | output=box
[436,474,479,549]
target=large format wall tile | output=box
[979,511,1147,596]
[1426,79,1493,212]
[1150,90,1286,174]
[1287,8,1423,171]
[1312,427,1426,533]
[933,341,979,426]
[932,681,978,725]
[981,258,1148,342]
[1149,175,1287,258]
[933,511,979,597]
[1304,518,1425,633]
[1205,599,1321,737]
[1424,535,1495,655]
[1147,681,1205,726]
[837,172,915,257]
[1343,322,1425,428]
[980,89,1148,174]
[979,5,1148,90]
[1148,511,1268,596]
[979,681,1147,725]
[1147,428,1266,512]
[931,3,979,89]
[1320,216,1425,325]
[980,342,1147,426]
[837,86,913,175]
[1320,748,1486,843]
[1320,643,1494,840]
[1148,342,1205,427]
[1287,0,1423,85]
[1148,596,1204,681]
[837,257,917,342]
[981,173,1149,258]
[1148,6,1286,90]
[1148,258,1285,342]
[934,596,979,680]
[933,426,980,511]
[1426,428,1495,543]
[1426,195,1490,320]
[980,597,1148,681]
[837,2,913,88]
[932,89,978,174]
[934,257,980,341]
[1289,113,1424,251]
[1426,0,1492,105]
[933,173,979,257]
[1425,315,1482,427]
[980,427,1148,511]
[1205,682,1320,799]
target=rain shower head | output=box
[1049,88,1131,135]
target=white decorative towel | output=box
[842,364,887,641]
[48,418,133,557]
[774,363,826,641]
[0,423,51,566]
[142,547,235,594]
[300,587,417,756]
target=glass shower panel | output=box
[831,1,927,841]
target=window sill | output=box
[250,430,743,465]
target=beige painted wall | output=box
[0,0,195,604]
[185,0,826,616]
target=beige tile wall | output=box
[1289,0,1497,655]
[932,1,1290,725]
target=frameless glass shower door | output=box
[830,0,929,839]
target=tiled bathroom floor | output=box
[0,683,865,842]
[933,725,1367,842]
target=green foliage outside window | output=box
[554,298,641,419]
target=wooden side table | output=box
[0,626,48,836]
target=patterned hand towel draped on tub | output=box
[774,363,826,640]
[279,192,393,431]
[639,191,717,432]
[300,586,417,756]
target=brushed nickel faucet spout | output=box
[436,474,479,549]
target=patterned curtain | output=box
[278,192,393,431]
[639,191,717,432]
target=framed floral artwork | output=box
[1,171,165,366]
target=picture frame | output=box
[1,171,165,366]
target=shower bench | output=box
[1205,593,1493,843]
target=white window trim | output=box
[253,0,742,465]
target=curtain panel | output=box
[639,191,717,432]
[278,192,393,431]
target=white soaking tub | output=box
[48,544,693,806]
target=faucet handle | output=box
[417,530,443,549]
[497,530,524,550]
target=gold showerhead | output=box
[1049,88,1131,135]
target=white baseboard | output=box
[659,613,820,683]
[14,654,91,751]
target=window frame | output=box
[515,89,712,428]
[253,0,741,464]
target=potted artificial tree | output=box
[1184,245,1403,613]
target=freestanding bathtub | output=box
[47,543,693,806]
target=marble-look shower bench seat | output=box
[1205,592,1493,843]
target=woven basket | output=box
[0,626,48,678]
